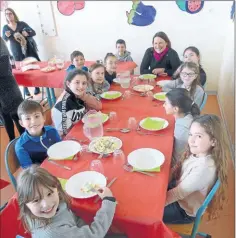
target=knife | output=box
[48,160,72,170]
[94,177,117,203]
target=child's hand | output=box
[97,187,113,199]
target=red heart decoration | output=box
[57,1,75,16]
[74,1,85,10]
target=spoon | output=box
[106,128,131,133]
[123,164,155,177]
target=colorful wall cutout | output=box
[57,1,85,16]
[176,0,204,14]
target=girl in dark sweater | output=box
[140,31,181,76]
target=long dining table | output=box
[12,61,137,108]
[39,77,180,238]
[0,76,181,238]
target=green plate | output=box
[153,92,166,101]
[101,91,122,100]
[58,178,67,190]
[140,117,168,131]
[139,74,156,80]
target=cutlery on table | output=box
[123,164,155,177]
[136,130,164,136]
[106,128,130,133]
[47,160,72,170]
[94,177,117,203]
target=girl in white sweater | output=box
[163,114,229,224]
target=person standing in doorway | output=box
[2,8,40,96]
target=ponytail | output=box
[191,102,200,117]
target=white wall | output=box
[0,1,233,91]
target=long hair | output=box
[5,8,19,23]
[17,165,71,232]
[166,88,200,117]
[172,114,229,220]
[177,62,202,98]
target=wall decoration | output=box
[127,0,156,26]
[0,1,9,11]
[57,1,85,16]
[176,0,204,14]
[230,1,235,21]
[36,2,57,36]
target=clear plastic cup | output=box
[127,117,137,131]
[90,160,104,174]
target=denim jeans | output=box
[163,180,195,224]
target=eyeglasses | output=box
[180,72,197,78]
[5,12,13,16]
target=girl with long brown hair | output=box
[163,114,229,223]
[157,62,206,108]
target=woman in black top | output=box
[0,36,25,141]
[140,31,181,76]
[2,8,40,96]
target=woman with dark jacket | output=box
[2,8,40,96]
[0,36,25,141]
[140,31,181,76]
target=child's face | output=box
[67,75,88,96]
[91,67,105,84]
[163,98,178,115]
[183,50,200,65]
[73,56,85,68]
[180,67,197,88]
[26,185,60,219]
[188,122,215,157]
[153,37,167,53]
[116,43,126,55]
[105,56,117,73]
[19,111,45,136]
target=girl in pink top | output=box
[163,114,229,224]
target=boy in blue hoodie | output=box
[15,100,61,168]
[66,50,88,73]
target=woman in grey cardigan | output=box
[0,36,24,141]
[157,62,205,108]
[163,88,200,166]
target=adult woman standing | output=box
[2,8,40,96]
[140,31,181,76]
[0,36,25,141]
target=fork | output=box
[123,164,155,177]
[136,130,164,136]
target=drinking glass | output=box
[128,117,138,131]
[109,111,118,122]
[90,160,104,174]
[123,90,131,99]
[113,149,125,161]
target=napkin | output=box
[58,178,67,190]
[49,155,74,161]
[155,94,166,100]
[133,166,160,172]
[142,117,165,130]
[103,92,121,99]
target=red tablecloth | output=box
[13,61,137,88]
[0,77,181,238]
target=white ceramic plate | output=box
[82,112,109,124]
[128,148,165,170]
[113,78,120,84]
[139,74,156,80]
[89,136,122,154]
[47,140,81,160]
[22,57,38,65]
[65,171,107,199]
[153,92,167,101]
[100,91,122,100]
[139,117,169,131]
[133,84,154,92]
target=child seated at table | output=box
[163,114,229,224]
[163,88,200,165]
[172,46,207,87]
[17,165,117,238]
[115,39,133,62]
[15,100,61,169]
[157,62,206,108]
[104,53,117,85]
[87,63,110,98]
[66,50,88,73]
[52,69,102,136]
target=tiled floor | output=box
[0,91,235,238]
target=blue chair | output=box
[4,138,20,191]
[200,92,208,111]
[167,179,220,238]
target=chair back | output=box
[200,92,208,111]
[191,179,220,237]
[4,138,20,190]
